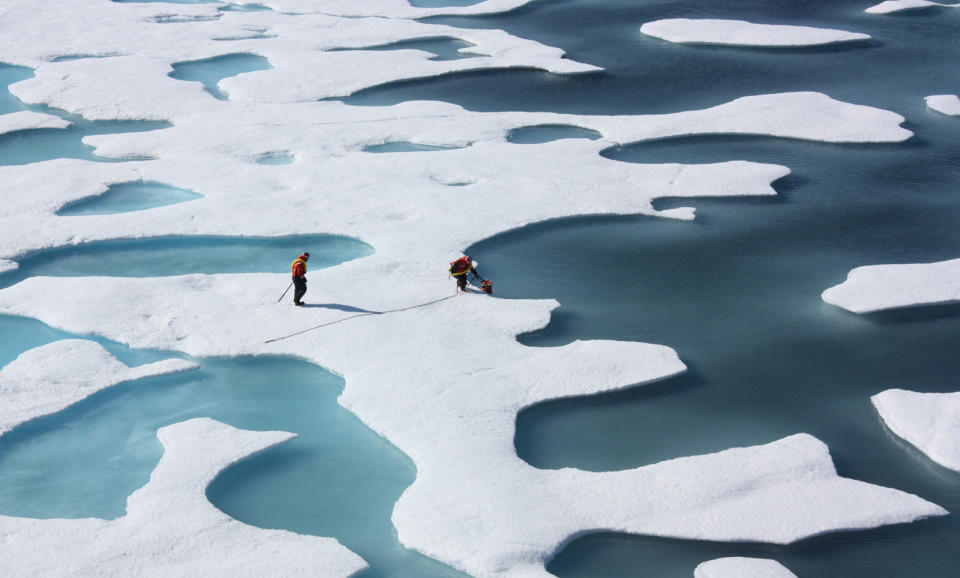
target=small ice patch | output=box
[926,94,960,116]
[872,389,960,472]
[822,258,960,313]
[640,19,871,47]
[866,0,959,14]
[695,557,798,578]
[0,111,70,137]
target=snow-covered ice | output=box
[822,258,960,313]
[0,110,69,137]
[926,94,960,116]
[866,0,960,14]
[695,557,797,578]
[640,19,870,47]
[0,418,367,576]
[0,0,947,575]
[0,339,196,436]
[872,389,960,473]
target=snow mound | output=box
[0,417,367,576]
[0,339,197,436]
[873,389,960,472]
[926,94,960,116]
[695,557,797,578]
[822,258,960,313]
[641,19,870,47]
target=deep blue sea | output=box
[2,0,959,576]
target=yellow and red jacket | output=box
[291,255,308,277]
[449,256,473,277]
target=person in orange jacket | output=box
[291,252,310,306]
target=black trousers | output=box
[292,275,307,303]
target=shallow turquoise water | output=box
[169,54,272,100]
[0,234,373,290]
[507,124,602,144]
[56,181,203,215]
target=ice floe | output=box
[822,258,960,313]
[0,339,196,436]
[866,0,960,14]
[0,110,69,136]
[640,19,870,47]
[695,557,797,578]
[872,389,960,473]
[0,0,941,575]
[926,94,960,116]
[0,418,367,576]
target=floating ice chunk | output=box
[872,389,960,472]
[0,259,17,274]
[866,0,958,14]
[695,557,797,578]
[926,94,960,116]
[0,111,70,137]
[822,258,960,313]
[0,418,367,576]
[0,339,197,436]
[640,19,871,47]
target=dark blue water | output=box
[56,181,203,215]
[447,1,960,575]
[169,53,272,100]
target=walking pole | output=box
[277,282,293,303]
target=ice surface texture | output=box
[640,19,871,47]
[873,389,960,473]
[0,0,947,576]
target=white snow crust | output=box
[866,0,960,14]
[0,0,943,576]
[0,110,69,136]
[0,339,197,436]
[822,258,960,313]
[926,94,960,115]
[872,389,960,472]
[695,557,797,578]
[640,19,870,47]
[0,417,367,576]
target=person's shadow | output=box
[302,303,381,314]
